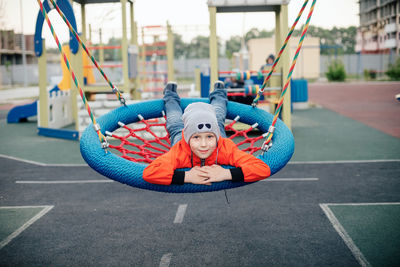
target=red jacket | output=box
[143,135,270,185]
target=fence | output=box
[1,54,398,87]
[321,53,398,77]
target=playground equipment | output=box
[207,0,293,128]
[198,69,282,111]
[33,0,100,139]
[73,0,137,96]
[29,0,137,140]
[198,70,309,112]
[36,0,316,193]
[8,44,95,130]
[137,24,175,99]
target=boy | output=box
[143,81,270,185]
[259,54,275,72]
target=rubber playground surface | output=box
[0,82,400,266]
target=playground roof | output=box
[207,0,291,12]
[72,0,134,4]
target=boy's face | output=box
[189,132,217,159]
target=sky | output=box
[1,0,359,47]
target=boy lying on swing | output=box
[143,81,270,186]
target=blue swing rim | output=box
[80,98,295,193]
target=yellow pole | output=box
[279,4,291,130]
[80,3,86,42]
[209,6,218,90]
[72,1,86,131]
[38,40,48,127]
[130,1,136,45]
[88,24,91,44]
[99,29,104,66]
[275,10,281,69]
[121,0,129,93]
[270,8,282,114]
[141,26,146,92]
[130,1,140,99]
[167,22,175,81]
[195,67,201,93]
[70,45,82,131]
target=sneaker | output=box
[163,82,178,94]
[213,81,225,90]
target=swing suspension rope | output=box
[36,0,315,161]
[36,0,108,148]
[253,0,317,153]
[35,0,266,161]
[252,0,309,106]
[47,0,126,106]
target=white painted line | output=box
[263,178,319,182]
[0,154,46,166]
[16,180,113,184]
[319,204,372,267]
[0,154,87,167]
[0,205,54,250]
[2,153,399,167]
[159,253,173,267]
[322,202,400,206]
[174,204,188,224]
[290,159,400,164]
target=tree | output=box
[296,25,356,55]
[187,36,210,58]
[386,58,400,81]
[244,27,273,42]
[173,33,188,58]
[225,28,274,59]
[325,59,346,81]
[104,37,121,61]
[225,35,242,59]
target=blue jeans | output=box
[164,89,228,146]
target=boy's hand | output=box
[184,166,211,185]
[201,165,232,183]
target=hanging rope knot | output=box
[260,126,276,154]
[119,97,126,106]
[93,123,101,132]
[251,94,261,108]
[101,140,109,149]
[261,140,273,154]
[93,123,109,151]
[268,125,276,134]
[112,86,126,106]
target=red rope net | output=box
[106,116,264,163]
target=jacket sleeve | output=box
[223,139,271,182]
[143,145,180,185]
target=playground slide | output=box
[7,44,95,123]
[7,100,38,123]
[6,85,60,123]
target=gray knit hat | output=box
[182,102,220,143]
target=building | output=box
[355,0,400,54]
[0,30,36,65]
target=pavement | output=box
[308,81,400,138]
